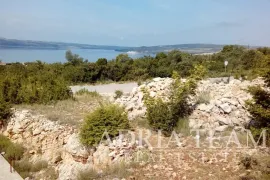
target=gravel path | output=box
[0,155,23,180]
[70,82,138,94]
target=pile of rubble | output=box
[116,77,265,131]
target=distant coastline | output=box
[0,37,226,54]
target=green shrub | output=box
[143,65,207,135]
[0,135,12,152]
[246,70,270,144]
[114,90,123,99]
[79,104,130,146]
[4,143,24,160]
[0,135,24,160]
[0,99,12,123]
[144,98,174,135]
[246,74,270,125]
[0,65,72,105]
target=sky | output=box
[1,0,270,46]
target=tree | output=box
[240,50,265,70]
[96,58,108,66]
[115,54,132,63]
[65,50,84,66]
[0,99,12,125]
[155,52,167,60]
[246,70,270,140]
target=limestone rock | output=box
[219,103,232,113]
[215,125,229,132]
[93,144,111,167]
[65,134,90,158]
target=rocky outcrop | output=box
[116,77,264,131]
[1,110,141,180]
[3,110,75,162]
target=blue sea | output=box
[0,49,149,63]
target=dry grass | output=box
[77,168,100,180]
[103,161,131,179]
[175,117,190,136]
[15,94,105,127]
[78,161,134,179]
[36,166,58,180]
[14,159,49,179]
[195,90,211,104]
[130,118,150,129]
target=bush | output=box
[0,135,24,160]
[0,64,72,105]
[79,104,130,146]
[0,135,12,152]
[246,71,270,137]
[144,99,174,135]
[143,65,207,135]
[0,99,12,123]
[4,143,24,160]
[114,90,123,99]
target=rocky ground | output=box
[116,77,264,131]
[1,77,269,180]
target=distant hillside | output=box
[0,38,225,54]
[116,44,224,54]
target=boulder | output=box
[65,134,90,158]
[93,144,111,167]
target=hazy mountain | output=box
[0,38,224,54]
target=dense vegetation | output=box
[80,104,130,146]
[0,62,72,105]
[246,71,270,140]
[60,46,270,83]
[0,45,269,126]
[143,65,206,135]
[1,46,269,86]
[1,45,269,86]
